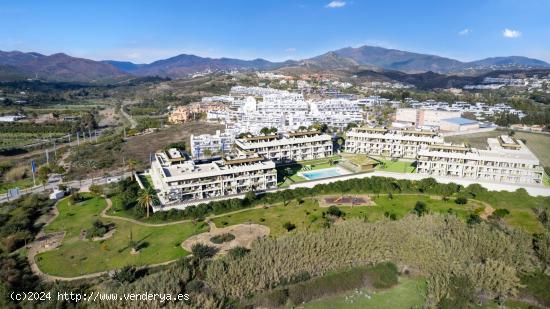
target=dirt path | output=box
[479,205,495,220]
[27,206,63,281]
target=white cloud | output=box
[502,28,521,38]
[458,28,471,36]
[285,47,296,52]
[326,1,346,8]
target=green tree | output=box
[89,184,103,196]
[413,201,427,216]
[37,165,51,188]
[127,158,138,180]
[191,243,218,259]
[283,222,296,232]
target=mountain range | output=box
[1,45,549,82]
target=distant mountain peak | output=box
[1,46,549,82]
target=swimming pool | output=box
[300,167,349,180]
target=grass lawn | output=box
[303,277,426,309]
[138,174,154,189]
[373,157,416,173]
[212,195,486,237]
[36,194,207,277]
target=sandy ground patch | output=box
[479,205,495,220]
[98,107,119,127]
[181,222,269,254]
[318,194,376,207]
[92,228,116,241]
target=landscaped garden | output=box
[373,156,416,173]
[36,194,207,277]
[211,194,525,236]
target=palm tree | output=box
[137,187,158,218]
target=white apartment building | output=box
[190,130,235,158]
[396,108,462,127]
[150,149,277,204]
[234,131,333,163]
[257,93,308,113]
[417,135,544,185]
[344,127,444,159]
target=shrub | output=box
[185,279,204,292]
[364,261,399,289]
[89,184,104,196]
[455,197,468,205]
[492,208,510,219]
[113,265,138,283]
[326,206,344,218]
[283,222,296,232]
[210,233,235,244]
[191,243,218,259]
[413,201,427,216]
[228,246,250,259]
[467,214,482,225]
[3,165,27,182]
[85,220,109,239]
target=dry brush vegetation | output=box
[205,214,535,306]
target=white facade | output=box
[190,130,235,158]
[209,86,366,134]
[417,136,544,185]
[344,127,444,159]
[150,149,277,204]
[234,131,333,163]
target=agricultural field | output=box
[36,194,207,277]
[0,132,67,151]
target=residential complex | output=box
[149,85,546,207]
[168,102,226,124]
[234,131,333,163]
[344,127,444,159]
[207,86,365,134]
[189,130,235,158]
[150,148,277,204]
[417,135,544,184]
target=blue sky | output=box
[1,0,549,63]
